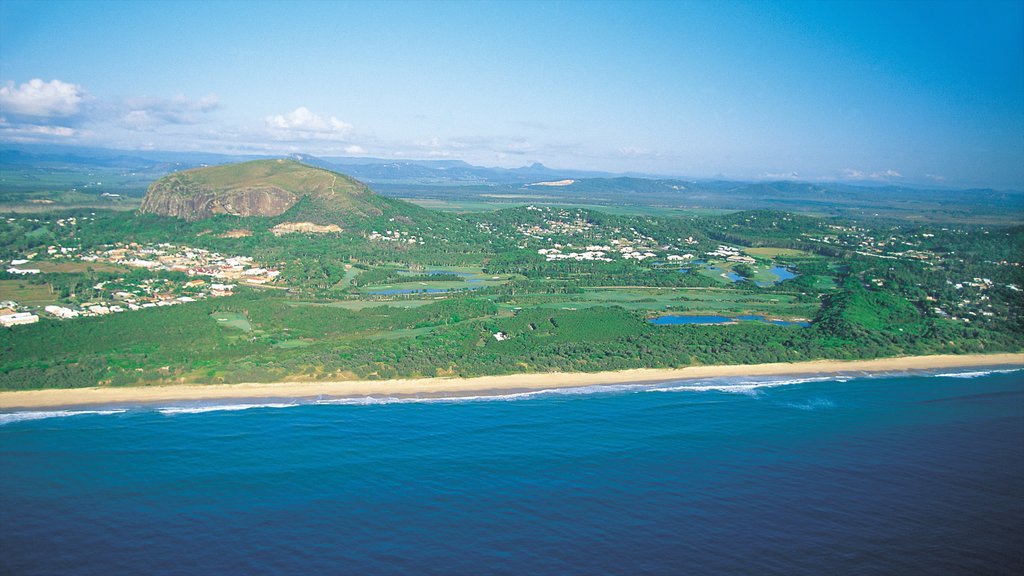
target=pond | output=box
[770,266,797,281]
[755,265,799,287]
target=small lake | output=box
[756,266,798,287]
[771,266,796,281]
[649,314,810,327]
[699,264,797,286]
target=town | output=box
[1,236,280,327]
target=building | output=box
[44,305,79,319]
[0,312,40,327]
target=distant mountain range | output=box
[2,144,1021,223]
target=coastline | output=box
[1,352,1021,411]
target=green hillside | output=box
[138,159,411,224]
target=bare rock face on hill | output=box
[140,185,298,220]
[139,159,386,223]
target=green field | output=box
[403,198,735,218]
[367,326,439,340]
[211,311,252,332]
[0,280,57,306]
[289,299,439,311]
[744,247,812,258]
[33,261,128,274]
[273,339,313,349]
[355,265,520,294]
[509,287,818,319]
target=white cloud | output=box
[0,78,84,118]
[841,168,903,181]
[119,94,219,130]
[265,106,352,139]
[618,146,647,157]
[0,123,77,137]
[759,171,801,180]
[344,144,365,154]
[0,117,82,142]
[416,136,443,149]
[26,125,75,137]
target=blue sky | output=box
[1,0,1021,188]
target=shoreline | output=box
[1,352,1022,411]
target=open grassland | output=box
[289,299,438,311]
[509,287,818,319]
[0,280,57,306]
[744,246,812,258]
[404,199,531,212]
[211,311,252,332]
[354,265,521,295]
[0,168,153,196]
[403,198,734,218]
[32,261,127,274]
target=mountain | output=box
[138,159,397,223]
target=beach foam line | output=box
[0,409,127,426]
[315,384,654,405]
[647,375,841,394]
[932,368,1022,379]
[158,402,299,415]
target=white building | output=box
[45,305,79,319]
[1,312,40,327]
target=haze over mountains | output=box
[2,144,1022,223]
[4,143,1018,190]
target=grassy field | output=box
[355,265,520,295]
[403,199,529,212]
[211,311,252,332]
[509,287,818,319]
[744,247,812,258]
[288,299,439,311]
[32,261,127,274]
[402,198,735,218]
[273,339,313,349]
[0,168,154,196]
[806,275,839,290]
[0,280,57,306]
[367,326,438,340]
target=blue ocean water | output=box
[2,369,1023,575]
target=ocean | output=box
[2,368,1022,575]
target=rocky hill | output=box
[138,159,392,223]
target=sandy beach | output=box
[1,352,1021,410]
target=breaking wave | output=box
[158,403,299,415]
[0,409,127,426]
[932,368,1022,379]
